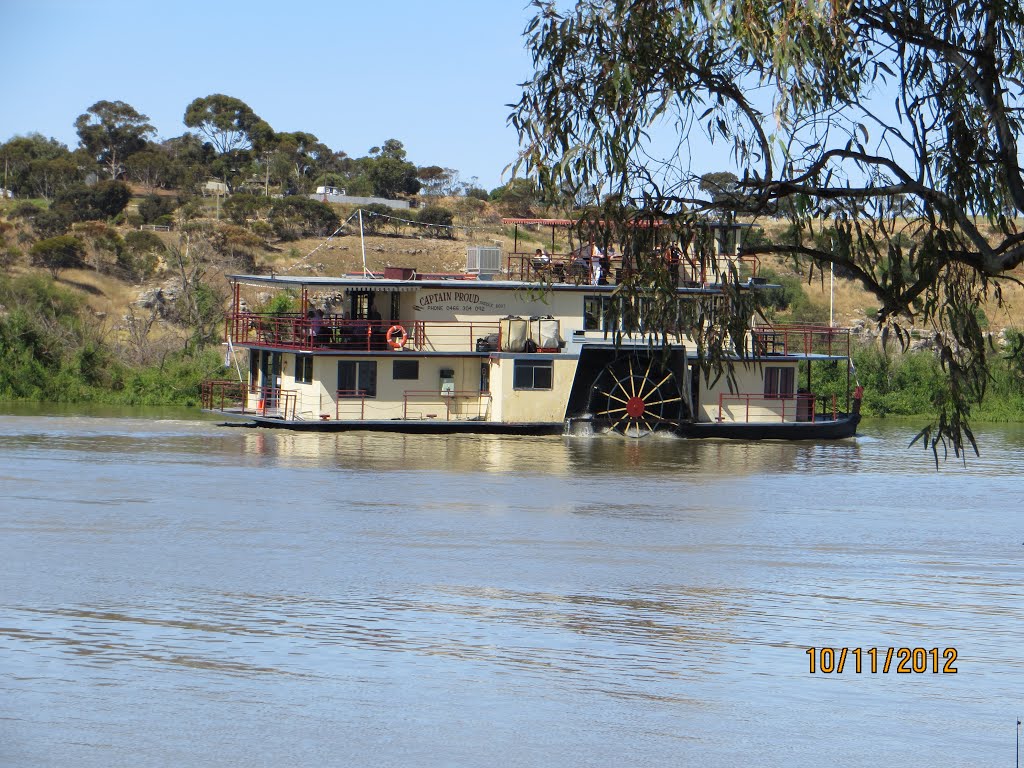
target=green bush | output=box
[269,197,339,241]
[29,235,86,278]
[417,205,454,238]
[137,193,177,224]
[120,230,165,281]
[0,273,229,406]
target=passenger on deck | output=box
[314,309,330,345]
[531,248,551,277]
[599,248,612,285]
[306,309,317,344]
[590,246,604,285]
[368,303,386,350]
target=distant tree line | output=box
[0,94,543,209]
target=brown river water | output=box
[0,406,1022,767]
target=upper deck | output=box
[223,274,851,359]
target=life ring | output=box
[386,324,408,350]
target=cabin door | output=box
[259,351,282,405]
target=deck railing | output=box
[227,313,501,353]
[751,324,851,357]
[201,379,248,411]
[716,392,839,423]
[334,389,369,420]
[253,386,298,420]
[402,390,492,421]
[504,250,760,285]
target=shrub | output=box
[30,235,86,278]
[137,193,176,224]
[120,231,165,281]
[53,181,132,222]
[417,205,454,238]
[269,197,339,240]
[359,203,394,235]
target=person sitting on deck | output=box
[531,248,551,277]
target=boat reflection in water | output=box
[237,426,862,480]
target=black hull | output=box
[210,411,564,435]
[674,413,860,440]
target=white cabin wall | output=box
[695,361,801,423]
[493,356,579,423]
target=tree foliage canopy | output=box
[74,100,155,180]
[512,0,1024,458]
[183,94,273,155]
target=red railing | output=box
[402,390,492,421]
[227,313,500,353]
[252,386,297,419]
[201,379,247,411]
[334,389,368,420]
[751,324,851,357]
[505,252,611,284]
[717,392,839,423]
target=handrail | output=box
[201,379,247,411]
[505,252,606,284]
[751,325,851,357]
[335,389,368,420]
[254,386,297,420]
[228,313,501,353]
[716,393,835,423]
[402,390,492,421]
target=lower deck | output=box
[204,342,860,439]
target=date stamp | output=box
[805,647,958,674]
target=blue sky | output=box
[3,1,541,190]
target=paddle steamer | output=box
[202,218,861,438]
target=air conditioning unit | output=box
[467,245,502,279]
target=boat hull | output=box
[674,412,860,440]
[209,411,565,435]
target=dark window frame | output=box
[513,359,553,390]
[338,360,378,398]
[392,359,419,380]
[296,353,313,384]
[764,366,796,398]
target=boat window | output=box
[480,363,490,393]
[338,360,377,398]
[583,296,621,332]
[350,290,373,319]
[764,366,795,398]
[392,359,419,380]
[296,354,313,384]
[513,359,553,390]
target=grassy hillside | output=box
[3,192,1024,418]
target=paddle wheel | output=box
[589,355,684,437]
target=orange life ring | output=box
[386,324,408,350]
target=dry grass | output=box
[7,197,1024,337]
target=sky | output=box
[2,0,543,191]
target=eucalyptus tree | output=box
[125,149,171,191]
[74,100,155,180]
[0,134,74,196]
[183,94,273,156]
[512,0,1024,458]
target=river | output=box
[1,408,1021,767]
